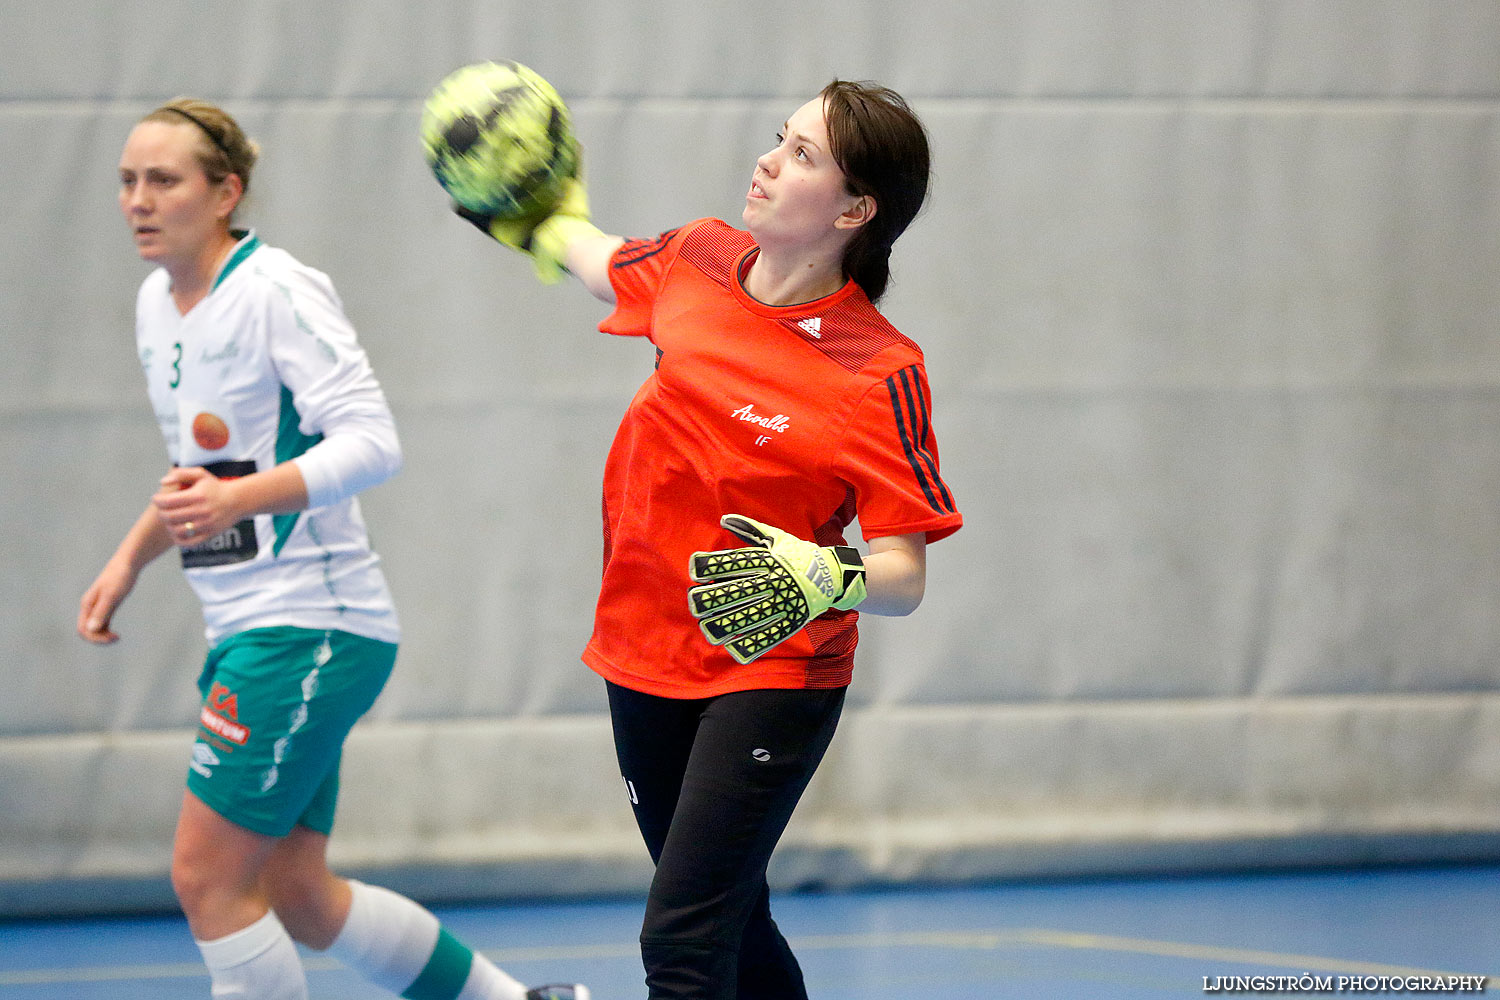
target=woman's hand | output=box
[77,559,138,644]
[77,503,173,644]
[152,466,241,547]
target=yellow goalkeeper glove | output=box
[687,514,868,664]
[453,173,599,284]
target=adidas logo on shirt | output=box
[797,317,822,339]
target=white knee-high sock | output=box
[196,909,308,1000]
[326,879,526,1000]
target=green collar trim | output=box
[211,231,261,292]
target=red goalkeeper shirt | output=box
[583,219,963,698]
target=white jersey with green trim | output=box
[135,231,401,646]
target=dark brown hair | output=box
[821,79,931,304]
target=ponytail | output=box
[821,80,930,304]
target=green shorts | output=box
[187,626,397,837]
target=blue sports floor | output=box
[0,865,1495,998]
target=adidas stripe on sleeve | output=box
[838,362,961,543]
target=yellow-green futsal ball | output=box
[421,61,579,219]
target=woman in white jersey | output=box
[77,97,587,1000]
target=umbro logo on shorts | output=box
[190,742,221,778]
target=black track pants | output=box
[605,681,847,1000]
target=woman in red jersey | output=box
[463,79,962,999]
